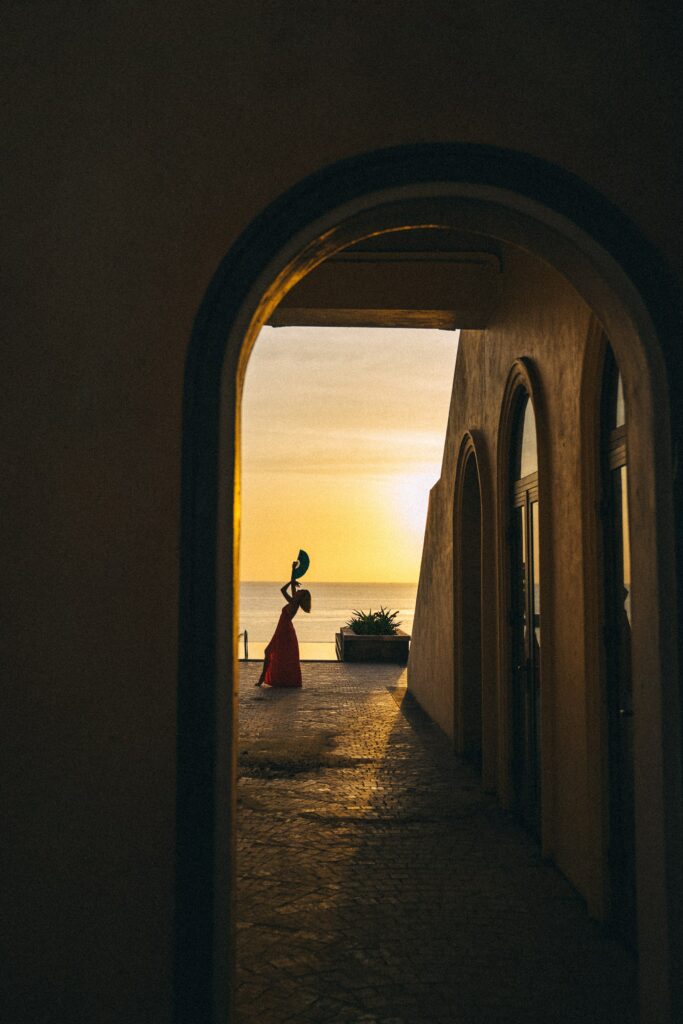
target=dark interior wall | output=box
[3,3,682,1021]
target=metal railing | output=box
[236,631,338,661]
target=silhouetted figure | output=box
[256,564,311,688]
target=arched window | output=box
[510,392,541,835]
[601,347,635,947]
[456,448,483,767]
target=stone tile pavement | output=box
[237,662,638,1024]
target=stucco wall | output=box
[409,249,596,898]
[3,2,682,1020]
[408,482,455,738]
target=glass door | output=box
[602,354,636,947]
[510,395,541,836]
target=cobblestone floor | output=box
[237,663,637,1024]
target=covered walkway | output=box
[237,664,637,1024]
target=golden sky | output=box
[240,326,459,582]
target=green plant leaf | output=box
[345,606,402,635]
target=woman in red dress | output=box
[256,564,312,688]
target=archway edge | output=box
[190,143,682,384]
[494,358,554,831]
[452,431,489,770]
[177,144,682,1024]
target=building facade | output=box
[409,248,640,938]
[4,4,682,1023]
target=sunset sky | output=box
[240,326,460,582]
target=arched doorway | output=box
[176,145,682,1024]
[509,389,541,836]
[601,344,636,948]
[455,444,483,767]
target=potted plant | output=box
[336,607,410,664]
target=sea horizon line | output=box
[240,579,418,586]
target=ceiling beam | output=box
[268,252,502,330]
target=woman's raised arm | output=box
[280,563,300,603]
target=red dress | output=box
[263,608,302,688]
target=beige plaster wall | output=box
[3,2,682,1019]
[409,250,597,898]
[408,482,456,738]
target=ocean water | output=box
[238,581,417,660]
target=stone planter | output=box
[335,626,410,664]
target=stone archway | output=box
[458,450,483,764]
[453,435,484,768]
[175,144,682,1024]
